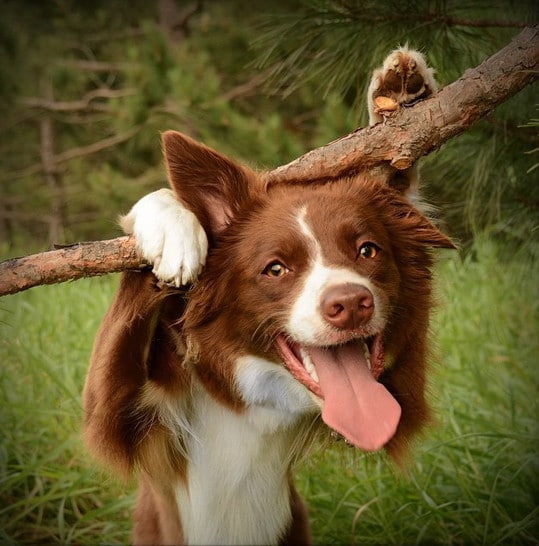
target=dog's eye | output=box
[263,261,289,278]
[357,242,380,260]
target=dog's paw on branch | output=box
[0,26,538,298]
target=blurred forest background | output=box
[0,0,537,256]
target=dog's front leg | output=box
[279,479,312,546]
[82,270,175,474]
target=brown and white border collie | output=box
[83,47,453,545]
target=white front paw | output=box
[120,188,208,287]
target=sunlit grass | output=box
[0,238,537,544]
[0,276,132,545]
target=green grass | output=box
[1,238,537,545]
[0,276,133,544]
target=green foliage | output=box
[0,1,324,249]
[420,105,539,255]
[253,0,538,98]
[0,238,537,544]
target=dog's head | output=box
[163,131,453,459]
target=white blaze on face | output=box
[286,207,386,345]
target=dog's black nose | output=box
[321,284,374,330]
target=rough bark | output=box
[0,237,146,296]
[0,26,538,298]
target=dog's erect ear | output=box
[162,130,259,239]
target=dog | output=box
[83,47,453,545]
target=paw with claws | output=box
[368,45,438,125]
[120,188,208,287]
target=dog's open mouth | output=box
[275,334,401,451]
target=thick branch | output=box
[1,27,538,297]
[0,237,146,296]
[267,26,539,184]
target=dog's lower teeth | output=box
[363,342,371,370]
[300,348,319,383]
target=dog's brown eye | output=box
[357,242,380,260]
[263,261,289,278]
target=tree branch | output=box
[0,237,146,296]
[20,88,137,112]
[1,126,142,183]
[1,27,538,297]
[267,26,539,184]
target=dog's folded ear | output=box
[162,131,261,242]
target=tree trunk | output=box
[0,202,14,249]
[0,26,538,298]
[40,82,66,245]
[158,0,204,43]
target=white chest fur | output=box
[174,356,318,545]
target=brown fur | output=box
[83,131,453,544]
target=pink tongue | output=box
[308,343,401,451]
